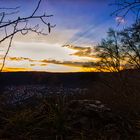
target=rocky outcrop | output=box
[64,100,134,139]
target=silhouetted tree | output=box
[119,21,140,69]
[0,0,55,71]
[112,0,140,20]
[94,22,140,99]
[95,28,125,72]
[95,21,140,71]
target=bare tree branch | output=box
[0,0,55,71]
[0,6,20,10]
[31,0,42,17]
[111,0,140,20]
[0,22,18,71]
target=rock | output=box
[64,100,133,139]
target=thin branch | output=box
[0,22,18,72]
[0,14,53,29]
[0,0,55,71]
[111,1,140,20]
[0,12,5,23]
[0,6,20,10]
[31,0,42,17]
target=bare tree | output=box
[111,0,140,20]
[94,23,140,98]
[0,0,55,71]
[119,21,140,69]
[95,28,125,72]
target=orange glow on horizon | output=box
[1,65,122,73]
[1,65,98,73]
[1,67,32,72]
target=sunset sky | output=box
[0,0,135,72]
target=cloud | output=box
[40,59,96,68]
[0,56,37,62]
[0,51,98,72]
[30,63,37,67]
[0,55,98,72]
[40,63,48,66]
[63,45,91,51]
[115,16,125,24]
[8,57,36,62]
[63,45,98,59]
[39,59,99,72]
[1,55,95,68]
[14,28,79,45]
[6,41,83,62]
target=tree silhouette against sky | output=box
[0,0,55,71]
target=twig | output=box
[0,0,55,71]
[0,22,18,72]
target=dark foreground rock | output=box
[63,100,137,140]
